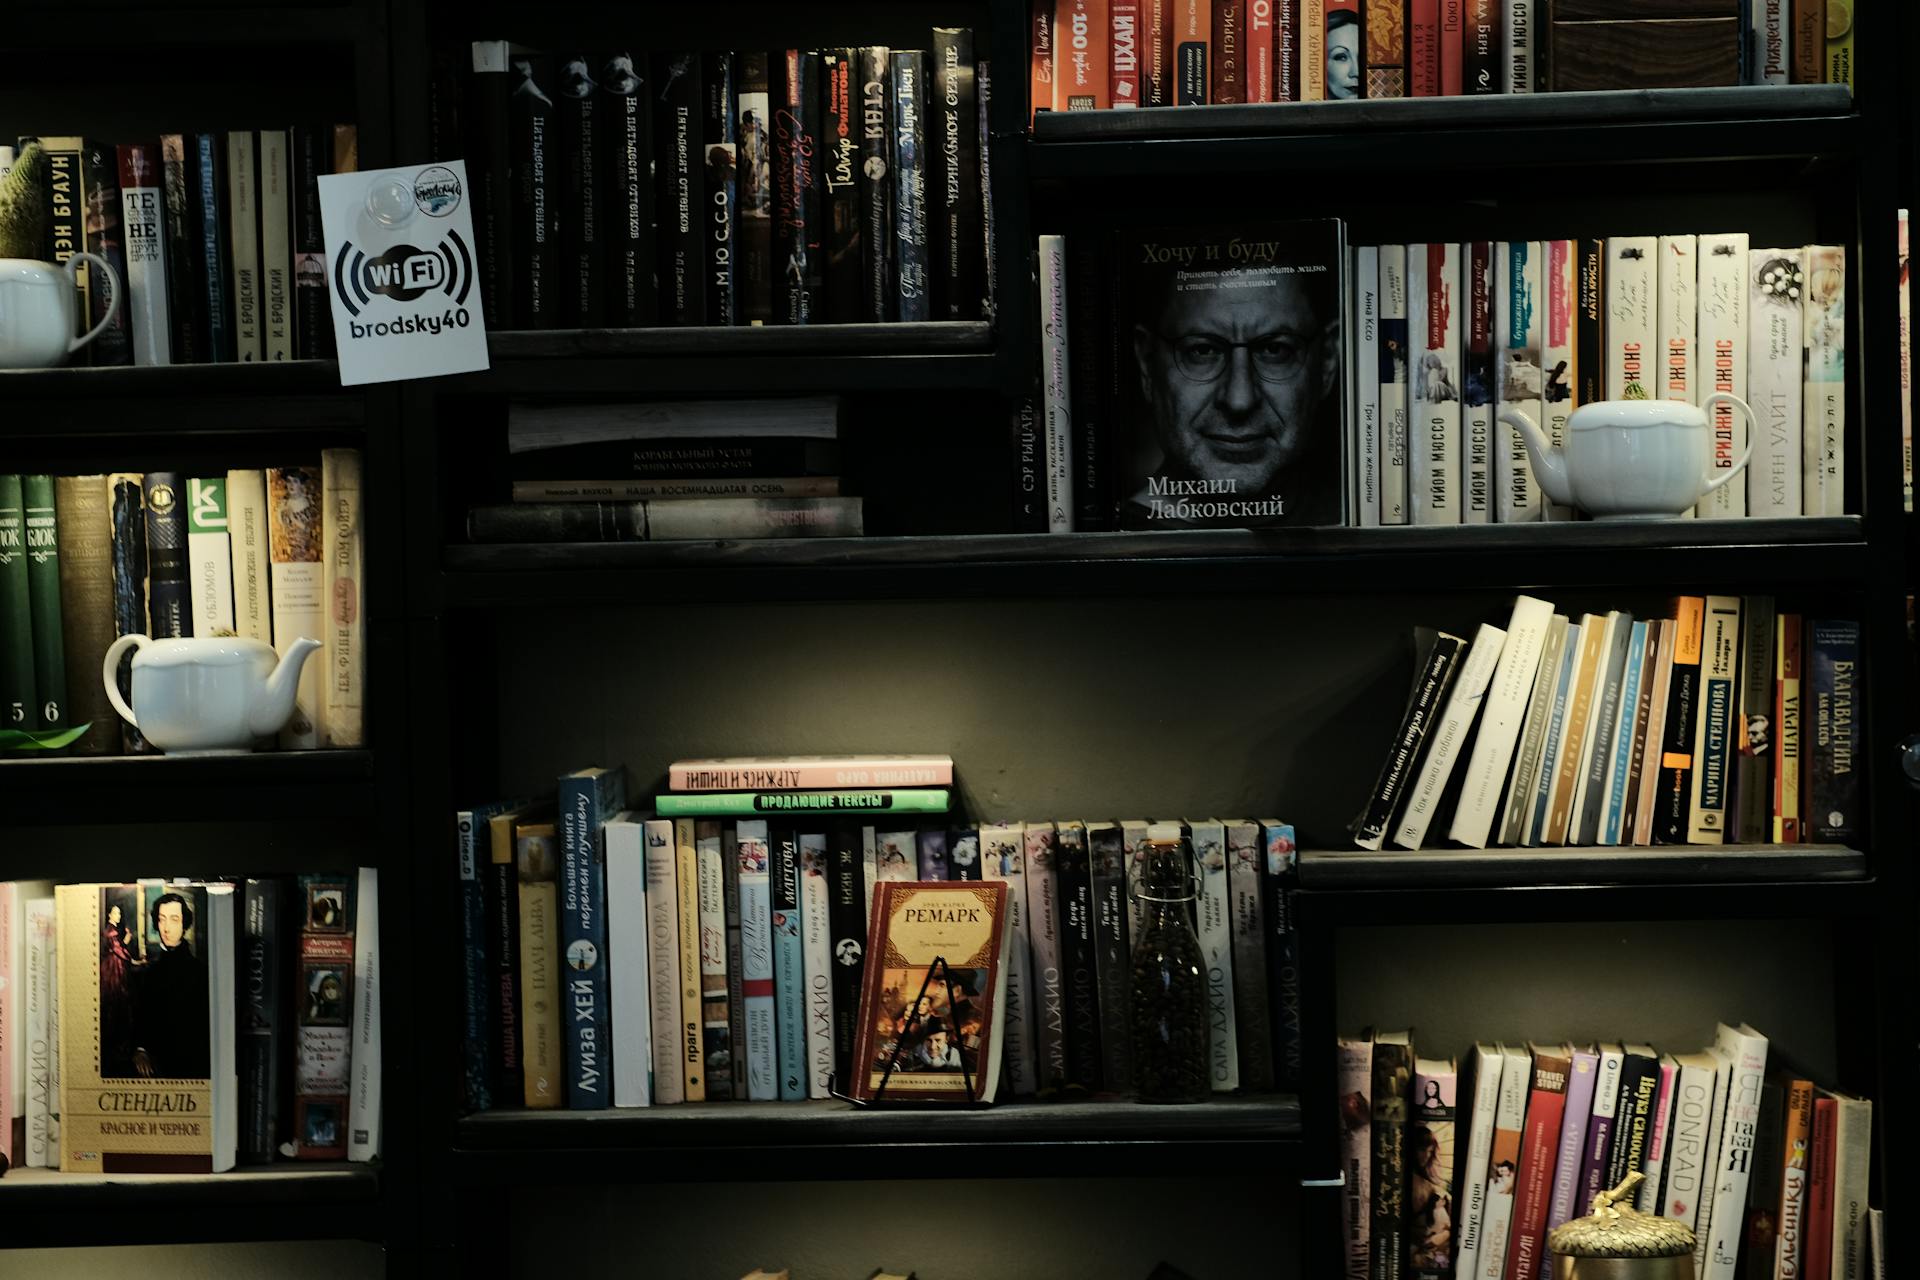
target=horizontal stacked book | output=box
[0,455,366,755]
[1341,1025,1877,1280]
[466,397,861,543]
[0,870,381,1173]
[1351,593,1858,852]
[1,127,357,366]
[454,37,993,331]
[457,755,1304,1110]
[1032,0,1852,110]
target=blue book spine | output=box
[1807,619,1861,842]
[1602,621,1650,845]
[560,769,627,1110]
[889,51,929,322]
[1529,628,1580,845]
[915,828,948,879]
[194,134,231,361]
[771,824,806,1100]
[736,819,778,1099]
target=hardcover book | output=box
[53,476,116,754]
[1089,822,1134,1093]
[1734,597,1776,843]
[644,817,684,1105]
[655,789,948,817]
[1364,0,1407,95]
[1453,1043,1503,1279]
[850,882,1011,1103]
[827,825,868,1091]
[1542,239,1576,519]
[1225,820,1270,1090]
[319,449,364,748]
[459,802,516,1112]
[1391,621,1505,850]
[556,52,603,327]
[1189,818,1237,1092]
[108,474,149,752]
[116,144,170,366]
[488,806,540,1109]
[1114,220,1347,529]
[916,829,950,881]
[1260,820,1301,1089]
[699,820,735,1099]
[19,476,62,734]
[856,47,894,322]
[820,51,860,324]
[1580,1044,1626,1217]
[932,29,981,321]
[1450,595,1552,848]
[654,53,705,326]
[980,824,1035,1094]
[143,473,192,640]
[1546,1047,1600,1239]
[192,134,232,361]
[80,143,131,367]
[1656,597,1707,843]
[185,477,235,637]
[470,43,518,327]
[1774,613,1803,842]
[1499,613,1569,847]
[1410,241,1461,524]
[890,51,930,322]
[799,831,834,1098]
[257,130,292,360]
[1688,596,1742,844]
[1353,629,1466,848]
[1509,1042,1574,1278]
[287,874,350,1160]
[1355,246,1381,526]
[225,133,262,360]
[1039,234,1074,532]
[1700,1024,1770,1280]
[1606,236,1657,401]
[1656,234,1697,415]
[1664,1050,1725,1232]
[516,823,564,1107]
[1211,0,1243,102]
[598,52,655,328]
[510,55,560,328]
[157,137,202,364]
[289,126,333,359]
[674,820,703,1102]
[671,756,954,791]
[226,470,271,646]
[347,868,379,1161]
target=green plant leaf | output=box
[0,723,93,750]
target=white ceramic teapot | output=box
[0,253,122,369]
[101,634,322,755]
[1496,394,1756,520]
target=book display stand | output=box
[830,955,984,1109]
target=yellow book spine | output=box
[675,818,706,1102]
[518,875,563,1108]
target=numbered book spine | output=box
[516,824,563,1107]
[51,477,115,753]
[654,53,705,326]
[1774,613,1803,842]
[674,820,705,1102]
[193,135,233,361]
[1462,240,1494,524]
[13,476,59,736]
[696,822,732,1100]
[1355,246,1381,526]
[1688,596,1741,844]
[267,467,324,749]
[1542,239,1576,519]
[826,825,867,1091]
[289,126,332,360]
[1606,236,1656,400]
[1806,619,1860,843]
[78,144,130,367]
[1803,245,1845,516]
[348,867,380,1162]
[319,448,364,748]
[890,51,930,322]
[1748,247,1806,516]
[1409,243,1462,525]
[932,29,981,320]
[1698,234,1750,517]
[1657,597,1707,843]
[185,477,235,637]
[225,132,262,360]
[598,51,655,329]
[556,51,603,327]
[604,816,650,1106]
[257,130,292,361]
[1495,241,1544,523]
[735,53,776,325]
[1379,245,1410,524]
[1338,1035,1373,1278]
[855,48,894,322]
[797,831,833,1098]
[1224,821,1270,1089]
[116,145,171,366]
[106,475,149,752]
[1039,234,1075,532]
[143,473,193,640]
[644,818,684,1104]
[1023,823,1069,1090]
[820,51,860,324]
[769,825,806,1099]
[158,136,202,363]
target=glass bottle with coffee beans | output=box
[1128,835,1210,1104]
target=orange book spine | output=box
[1791,0,1824,83]
[1246,0,1274,102]
[1031,4,1057,120]
[1774,614,1803,842]
[1211,0,1245,103]
[1774,1079,1816,1278]
[1174,0,1212,103]
[1059,0,1113,109]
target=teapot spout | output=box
[252,637,322,738]
[1496,405,1572,509]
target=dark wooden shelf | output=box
[0,360,365,437]
[461,323,999,394]
[1299,843,1869,890]
[1,5,364,49]
[438,517,1868,605]
[0,1163,380,1249]
[1030,84,1858,177]
[0,748,378,827]
[451,1095,1301,1182]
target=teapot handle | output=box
[64,251,122,355]
[102,633,148,728]
[1700,392,1757,495]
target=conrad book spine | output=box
[597,51,655,329]
[856,48,894,322]
[821,51,862,324]
[654,53,705,326]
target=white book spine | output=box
[1831,1095,1872,1279]
[1410,244,1463,525]
[319,451,364,747]
[1748,248,1805,516]
[981,824,1037,1096]
[119,161,172,367]
[860,825,877,920]
[644,819,685,1104]
[1393,621,1507,849]
[186,478,235,637]
[799,833,834,1099]
[1495,241,1544,523]
[606,819,652,1107]
[1600,621,1650,845]
[1803,245,1846,516]
[1191,819,1238,1091]
[1379,245,1411,524]
[1697,234,1750,518]
[207,885,238,1172]
[1503,0,1533,93]
[23,899,52,1168]
[1022,824,1067,1090]
[1541,239,1576,520]
[1662,1057,1720,1227]
[227,131,263,361]
[1658,235,1699,517]
[1757,0,1788,83]
[735,819,777,1101]
[226,470,273,643]
[1038,234,1074,533]
[348,867,380,1162]
[1462,242,1495,524]
[1637,1059,1680,1212]
[1690,1049,1733,1252]
[1478,1045,1531,1280]
[1357,246,1382,527]
[1453,1043,1504,1279]
[1450,595,1553,847]
[1498,613,1567,846]
[1608,237,1658,401]
[1701,1025,1770,1280]
[267,468,324,749]
[259,130,293,361]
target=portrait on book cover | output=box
[1120,222,1346,529]
[868,965,989,1082]
[96,885,210,1081]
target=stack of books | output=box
[465,398,861,543]
[1351,593,1858,853]
[0,454,364,755]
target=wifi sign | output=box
[331,230,475,316]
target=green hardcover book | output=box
[0,475,36,734]
[654,789,953,817]
[54,475,118,755]
[22,475,65,731]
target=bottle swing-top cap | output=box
[1547,1172,1696,1260]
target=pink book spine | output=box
[668,757,955,791]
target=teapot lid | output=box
[1569,397,1708,430]
[132,635,276,667]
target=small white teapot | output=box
[0,254,122,368]
[1497,394,1755,520]
[102,634,322,755]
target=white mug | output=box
[0,253,122,369]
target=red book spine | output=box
[1113,0,1144,106]
[1145,0,1170,104]
[1803,1096,1837,1280]
[1245,0,1274,102]
[1791,0,1823,84]
[1274,0,1298,101]
[1211,0,1245,102]
[1504,1051,1571,1280]
[1060,0,1113,109]
[1031,4,1057,119]
[1408,0,1441,96]
[1439,0,1464,95]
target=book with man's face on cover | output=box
[1116,219,1348,529]
[850,881,1010,1104]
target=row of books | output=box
[1,129,357,366]
[1031,0,1852,112]
[1342,1026,1877,1280]
[1352,594,1858,853]
[0,455,364,754]
[0,871,379,1173]
[456,755,1304,1110]
[456,39,994,331]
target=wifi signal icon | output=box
[332,231,475,317]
